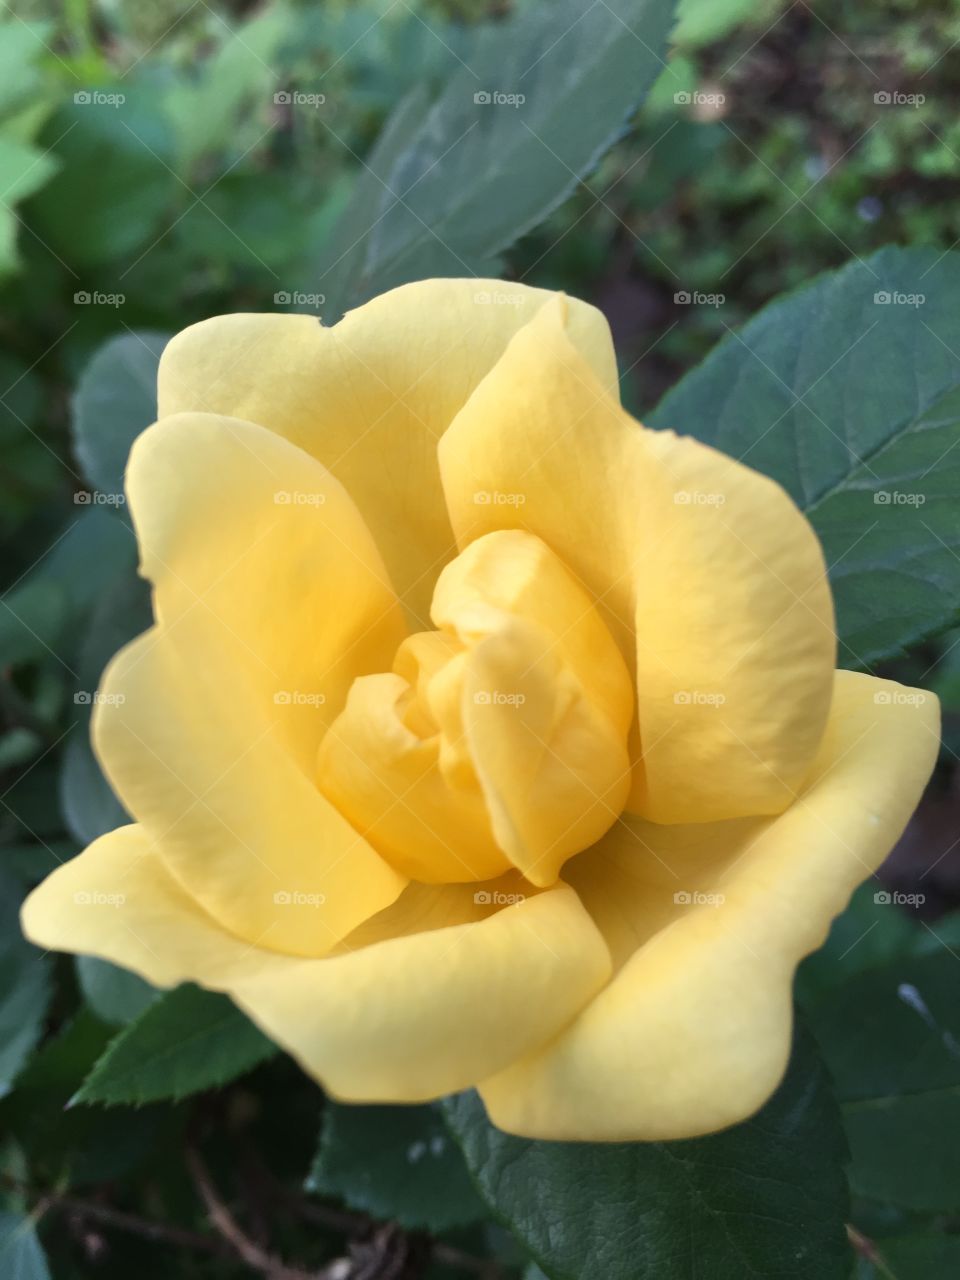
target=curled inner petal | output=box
[317,530,634,885]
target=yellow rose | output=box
[22,280,939,1141]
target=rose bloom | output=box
[23,281,938,1141]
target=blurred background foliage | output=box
[2,0,960,1277]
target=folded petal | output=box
[438,299,835,822]
[158,281,617,623]
[22,826,612,1101]
[97,415,409,955]
[478,671,939,1141]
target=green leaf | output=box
[649,246,960,665]
[0,135,59,278]
[0,1210,51,1280]
[0,581,68,669]
[162,7,289,173]
[797,884,960,1005]
[75,956,157,1026]
[861,1233,960,1279]
[444,1028,850,1280]
[60,570,152,845]
[320,0,678,316]
[30,90,176,267]
[1,509,136,674]
[808,950,960,1213]
[0,868,51,1098]
[72,330,168,497]
[673,0,780,48]
[73,984,277,1106]
[309,1102,486,1232]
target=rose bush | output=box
[22,279,939,1141]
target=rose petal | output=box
[477,672,939,1140]
[96,413,408,955]
[158,281,617,623]
[439,298,836,822]
[21,827,612,1101]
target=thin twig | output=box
[0,1172,228,1258]
[185,1143,318,1279]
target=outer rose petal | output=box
[477,672,939,1141]
[438,297,836,822]
[157,280,617,624]
[20,826,612,1101]
[96,414,408,955]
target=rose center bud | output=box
[317,529,633,886]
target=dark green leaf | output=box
[74,984,277,1106]
[808,950,960,1212]
[320,0,677,315]
[309,1102,486,1232]
[60,570,152,845]
[797,885,960,1005]
[0,867,51,1097]
[650,246,960,665]
[0,1209,51,1280]
[75,956,157,1026]
[860,1233,960,1279]
[444,1028,850,1280]
[72,330,168,497]
[30,93,176,266]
